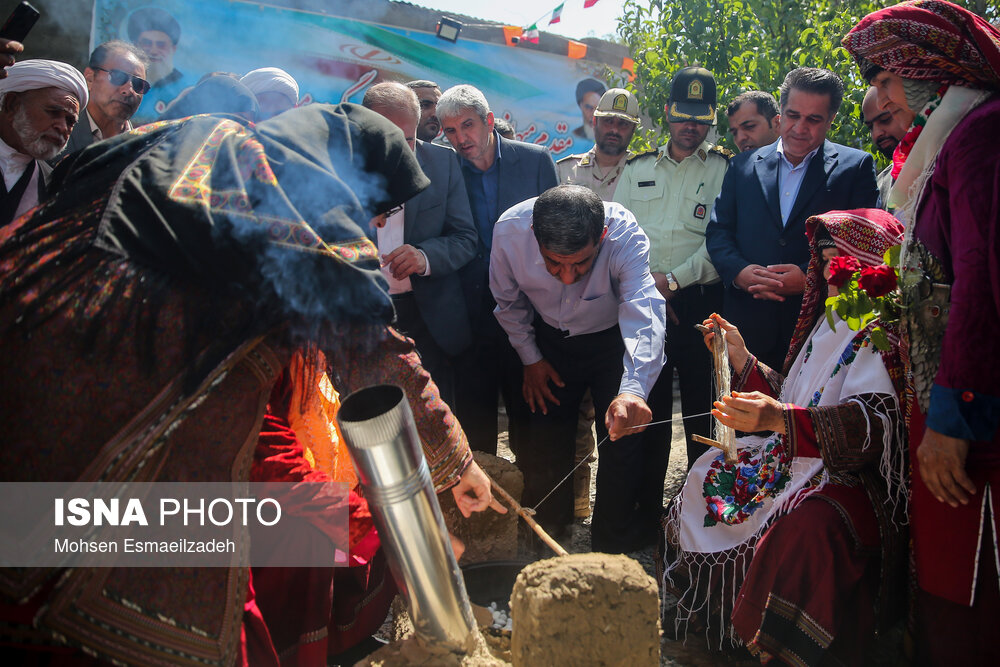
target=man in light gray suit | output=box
[363,83,477,407]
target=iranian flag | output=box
[584,0,601,8]
[524,23,540,43]
[549,3,564,24]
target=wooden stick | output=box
[487,474,569,557]
[694,322,739,464]
[691,434,726,451]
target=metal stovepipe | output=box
[336,384,476,651]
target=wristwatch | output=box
[665,272,680,292]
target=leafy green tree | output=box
[617,0,998,156]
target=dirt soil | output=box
[509,553,660,666]
[439,452,522,564]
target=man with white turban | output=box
[240,67,299,120]
[0,59,88,225]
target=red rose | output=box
[858,264,897,297]
[827,256,861,288]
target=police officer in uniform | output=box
[558,88,640,202]
[613,66,732,540]
[555,87,640,519]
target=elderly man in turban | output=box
[241,66,299,121]
[0,59,88,226]
[844,1,1000,664]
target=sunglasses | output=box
[92,66,151,95]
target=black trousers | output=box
[636,282,724,536]
[514,320,651,553]
[452,316,526,456]
[391,292,459,410]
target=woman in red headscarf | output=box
[844,3,1000,663]
[661,209,906,665]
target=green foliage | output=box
[616,0,998,154]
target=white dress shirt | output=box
[489,199,666,399]
[0,136,41,220]
[776,139,820,226]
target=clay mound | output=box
[510,553,660,666]
[439,452,522,564]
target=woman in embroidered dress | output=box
[843,2,1000,663]
[660,209,906,665]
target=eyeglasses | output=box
[92,66,151,95]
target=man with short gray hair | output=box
[436,83,558,455]
[362,82,477,407]
[490,184,665,551]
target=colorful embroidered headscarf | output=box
[784,209,905,393]
[842,0,1000,90]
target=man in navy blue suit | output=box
[436,84,559,454]
[362,82,478,408]
[706,67,879,371]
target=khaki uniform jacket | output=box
[613,140,731,287]
[556,146,631,202]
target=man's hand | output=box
[382,245,427,280]
[734,264,767,292]
[712,391,784,433]
[747,264,806,301]
[449,532,466,560]
[451,461,507,518]
[605,392,652,441]
[917,428,976,508]
[522,359,564,414]
[735,264,806,302]
[0,39,23,76]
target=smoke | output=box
[199,106,403,341]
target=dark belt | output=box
[535,316,618,340]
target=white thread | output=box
[530,410,715,511]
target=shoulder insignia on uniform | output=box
[709,144,735,160]
[556,152,588,164]
[625,149,657,164]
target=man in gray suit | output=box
[437,84,559,454]
[362,82,478,407]
[56,41,148,162]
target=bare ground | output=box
[495,380,741,667]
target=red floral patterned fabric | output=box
[843,0,1000,90]
[785,210,905,400]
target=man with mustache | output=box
[0,59,87,226]
[558,87,639,201]
[613,67,732,539]
[861,85,914,207]
[557,87,640,520]
[490,184,665,551]
[55,41,148,161]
